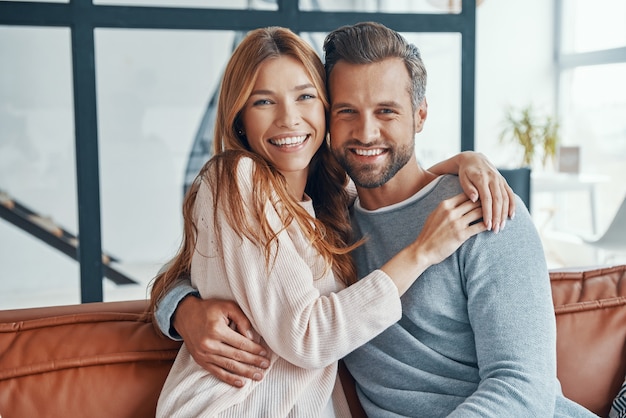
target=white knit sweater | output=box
[156,157,402,417]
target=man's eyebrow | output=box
[331,100,403,111]
[330,102,353,111]
[378,101,402,108]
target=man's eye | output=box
[337,108,355,114]
[379,108,395,114]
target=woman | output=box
[152,27,502,417]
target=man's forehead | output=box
[328,58,411,105]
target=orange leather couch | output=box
[1,265,625,418]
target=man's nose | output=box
[276,102,301,128]
[354,114,380,142]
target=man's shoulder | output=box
[423,174,463,200]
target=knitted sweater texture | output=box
[344,175,597,418]
[156,157,402,417]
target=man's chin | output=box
[348,171,389,189]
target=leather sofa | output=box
[1,265,625,418]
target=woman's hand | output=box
[428,151,516,233]
[412,193,487,268]
[173,297,270,387]
[381,194,486,295]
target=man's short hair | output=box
[323,21,427,110]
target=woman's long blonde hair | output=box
[148,27,357,323]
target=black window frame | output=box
[0,0,477,302]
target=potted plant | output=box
[499,105,560,169]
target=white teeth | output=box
[270,135,307,146]
[354,148,384,156]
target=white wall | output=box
[475,0,555,167]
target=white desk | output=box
[532,172,610,234]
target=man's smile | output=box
[352,147,386,157]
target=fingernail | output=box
[471,193,478,203]
[494,223,500,234]
[246,330,254,339]
[234,380,244,387]
[253,373,262,380]
[511,211,516,220]
[260,350,267,356]
[486,220,492,231]
[500,221,506,231]
[260,361,269,368]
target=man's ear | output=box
[414,98,428,133]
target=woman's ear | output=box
[414,98,428,133]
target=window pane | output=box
[405,32,462,165]
[95,28,237,299]
[561,0,626,53]
[561,63,626,162]
[558,63,626,234]
[93,0,277,10]
[0,26,79,308]
[299,0,481,14]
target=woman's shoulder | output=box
[202,150,257,180]
[200,151,274,200]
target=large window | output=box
[554,0,626,235]
[0,0,478,308]
[539,0,626,267]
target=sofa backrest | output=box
[0,266,625,417]
[550,264,626,417]
[0,300,181,418]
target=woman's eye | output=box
[253,99,272,106]
[299,93,315,100]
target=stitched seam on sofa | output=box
[554,296,626,314]
[0,313,149,333]
[549,265,626,280]
[0,349,179,381]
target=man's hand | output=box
[173,296,270,387]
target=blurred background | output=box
[1,0,625,309]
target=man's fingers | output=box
[226,304,256,340]
[201,363,247,388]
[195,349,268,385]
[213,336,270,370]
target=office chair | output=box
[581,195,626,253]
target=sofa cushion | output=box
[551,265,626,417]
[0,300,181,418]
[0,266,625,417]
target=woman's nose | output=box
[276,102,301,128]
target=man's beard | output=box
[332,141,414,189]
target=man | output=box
[154,22,595,416]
